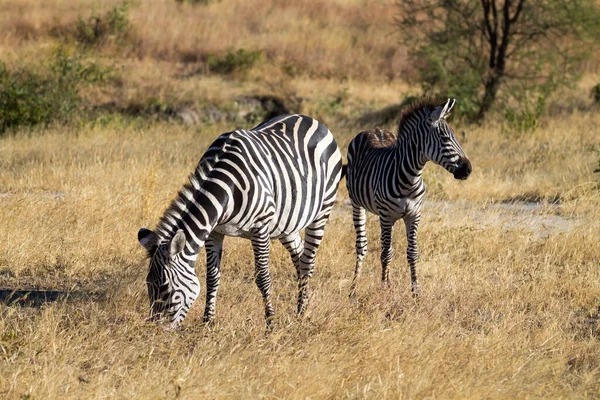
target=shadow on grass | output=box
[0,288,105,307]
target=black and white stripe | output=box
[346,98,472,296]
[139,114,343,328]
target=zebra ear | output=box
[138,228,157,251]
[169,229,186,257]
[431,98,455,124]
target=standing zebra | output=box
[346,98,471,296]
[138,114,343,329]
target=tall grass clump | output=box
[0,50,110,134]
[72,2,131,47]
[208,48,263,76]
[592,83,600,104]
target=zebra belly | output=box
[212,218,315,240]
[212,223,252,239]
[212,202,321,239]
[379,196,411,220]
[354,191,421,221]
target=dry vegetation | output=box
[0,0,411,116]
[1,0,600,399]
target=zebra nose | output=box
[453,157,472,180]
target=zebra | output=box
[345,98,472,296]
[138,114,343,329]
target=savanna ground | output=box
[1,0,600,398]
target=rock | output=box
[175,108,200,126]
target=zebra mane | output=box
[154,172,203,243]
[397,97,445,136]
[153,133,232,243]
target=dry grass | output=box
[1,0,600,398]
[0,112,599,398]
[0,0,416,129]
[0,0,408,82]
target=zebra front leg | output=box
[349,205,367,297]
[403,214,421,296]
[251,228,274,325]
[280,232,304,279]
[380,218,394,288]
[203,232,224,324]
[297,213,330,315]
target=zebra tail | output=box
[341,164,347,179]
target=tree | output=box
[397,0,600,122]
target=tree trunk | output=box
[476,72,502,122]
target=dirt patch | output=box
[424,199,585,239]
[333,198,589,239]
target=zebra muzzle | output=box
[452,157,472,180]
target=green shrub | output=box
[208,49,263,76]
[314,87,350,122]
[73,2,130,47]
[281,62,299,78]
[592,84,600,104]
[503,95,546,134]
[0,50,110,133]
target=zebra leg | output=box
[280,232,304,279]
[380,218,394,287]
[349,205,367,297]
[203,232,224,324]
[403,214,421,296]
[297,212,331,315]
[251,228,274,324]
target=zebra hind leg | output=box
[280,232,304,280]
[297,212,331,316]
[380,218,394,288]
[403,215,421,297]
[251,227,275,326]
[349,205,367,297]
[203,232,224,324]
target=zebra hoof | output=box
[411,284,421,298]
[265,315,276,331]
[165,321,180,331]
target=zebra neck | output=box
[396,132,427,185]
[155,176,231,254]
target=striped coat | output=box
[138,114,342,328]
[346,98,472,295]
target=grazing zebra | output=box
[138,114,343,329]
[346,98,472,296]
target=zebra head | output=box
[425,99,472,180]
[138,228,200,329]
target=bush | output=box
[591,84,600,104]
[0,50,110,133]
[73,2,130,47]
[503,95,546,133]
[208,49,263,76]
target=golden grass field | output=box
[1,0,600,399]
[1,114,599,399]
